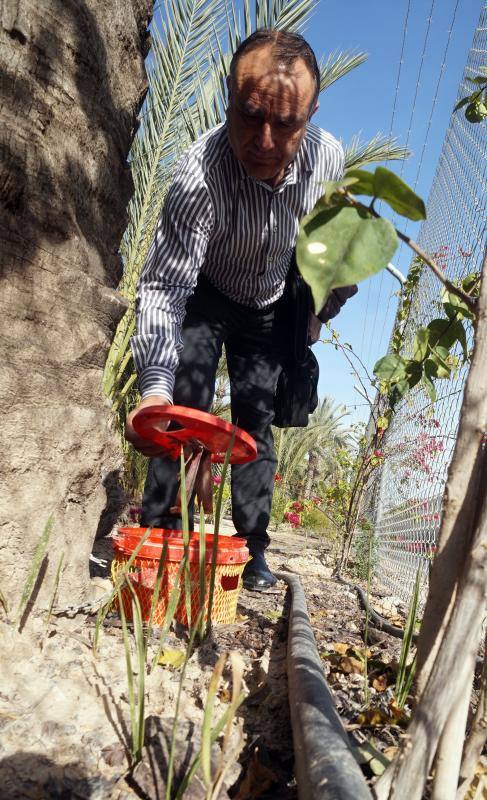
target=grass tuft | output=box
[15,514,54,627]
[395,566,421,708]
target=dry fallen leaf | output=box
[355,706,391,727]
[234,747,278,799]
[157,648,185,669]
[339,656,364,675]
[372,674,389,692]
[330,642,351,655]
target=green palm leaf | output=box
[344,132,410,170]
[274,398,352,488]
[320,50,367,92]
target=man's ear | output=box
[226,75,232,102]
[308,99,319,121]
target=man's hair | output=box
[229,29,321,107]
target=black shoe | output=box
[242,551,277,591]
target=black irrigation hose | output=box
[276,571,373,800]
[335,575,483,668]
[334,573,417,642]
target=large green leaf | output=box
[374,167,426,221]
[413,328,429,361]
[373,354,407,382]
[344,169,375,196]
[297,205,398,313]
[343,166,426,221]
[427,317,468,360]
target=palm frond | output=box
[320,50,367,93]
[257,0,319,31]
[274,398,352,487]
[344,133,410,170]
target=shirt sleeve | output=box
[131,160,214,401]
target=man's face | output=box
[226,46,318,187]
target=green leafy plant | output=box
[201,651,245,799]
[118,581,147,764]
[353,526,377,583]
[395,566,421,709]
[206,427,235,631]
[93,525,154,655]
[15,515,54,627]
[44,551,65,637]
[165,607,206,800]
[297,165,476,322]
[179,448,193,631]
[374,270,479,407]
[454,66,487,123]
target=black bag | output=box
[273,261,319,428]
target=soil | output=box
[0,524,409,799]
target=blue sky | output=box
[303,0,482,424]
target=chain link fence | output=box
[368,8,487,607]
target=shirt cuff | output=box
[138,367,175,403]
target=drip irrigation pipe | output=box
[276,571,373,800]
[334,574,417,642]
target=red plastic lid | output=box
[113,527,249,565]
[131,405,257,464]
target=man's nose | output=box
[256,122,274,151]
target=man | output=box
[125,29,356,590]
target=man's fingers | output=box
[124,395,172,456]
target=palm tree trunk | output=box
[303,450,319,498]
[0,0,153,606]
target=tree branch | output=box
[341,192,478,314]
[456,629,487,799]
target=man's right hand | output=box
[125,395,173,457]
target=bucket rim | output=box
[113,526,249,565]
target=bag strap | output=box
[289,253,312,364]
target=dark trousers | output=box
[140,276,289,553]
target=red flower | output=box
[374,449,384,458]
[274,473,282,482]
[292,501,304,511]
[284,511,301,528]
[212,475,222,486]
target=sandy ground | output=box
[0,524,407,799]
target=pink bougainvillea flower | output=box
[291,501,304,512]
[373,449,384,458]
[212,475,222,486]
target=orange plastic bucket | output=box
[112,527,249,626]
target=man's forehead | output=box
[233,48,314,98]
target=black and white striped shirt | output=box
[132,121,343,401]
